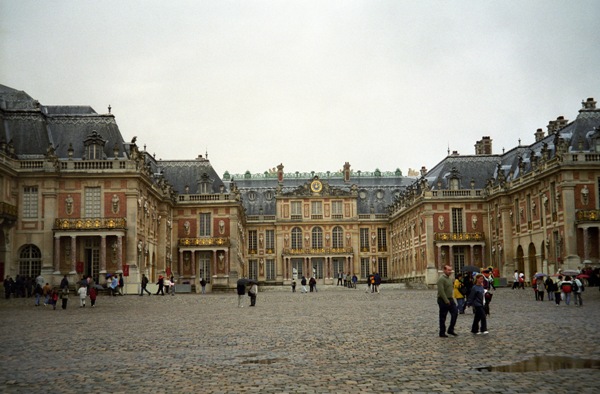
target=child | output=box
[291,281,296,292]
[78,284,87,307]
[89,286,97,308]
[51,288,59,310]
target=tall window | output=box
[332,258,345,275]
[84,187,101,217]
[360,257,370,278]
[291,258,303,278]
[291,201,302,220]
[199,213,211,236]
[291,227,303,249]
[248,230,257,253]
[311,201,322,219]
[312,227,323,249]
[453,246,465,273]
[360,228,369,251]
[19,244,41,277]
[248,259,258,280]
[377,228,387,252]
[265,230,275,253]
[332,226,344,248]
[377,257,388,278]
[23,186,39,218]
[266,259,275,280]
[451,208,463,233]
[332,201,343,219]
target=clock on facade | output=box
[310,180,323,193]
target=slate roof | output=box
[0,84,127,160]
[159,157,226,195]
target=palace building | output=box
[1,84,599,291]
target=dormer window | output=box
[198,172,212,194]
[83,130,106,160]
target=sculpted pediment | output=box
[279,177,355,197]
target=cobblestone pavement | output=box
[1,285,599,393]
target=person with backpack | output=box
[573,276,584,307]
[554,276,563,306]
[560,276,573,305]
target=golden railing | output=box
[576,210,600,222]
[54,217,127,230]
[178,237,230,247]
[282,247,353,255]
[434,232,484,242]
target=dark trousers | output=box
[437,298,458,335]
[140,285,151,295]
[249,294,256,306]
[471,306,487,333]
[156,285,164,295]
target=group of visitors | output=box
[151,275,177,296]
[531,273,585,307]
[336,272,359,288]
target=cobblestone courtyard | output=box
[1,286,599,393]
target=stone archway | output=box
[516,245,524,274]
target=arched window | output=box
[332,226,344,248]
[19,244,42,277]
[312,227,323,249]
[291,227,303,250]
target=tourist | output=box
[560,276,573,305]
[89,286,97,308]
[110,275,119,296]
[573,276,583,307]
[237,281,246,307]
[309,276,316,292]
[554,275,563,306]
[351,274,358,289]
[140,274,151,296]
[536,276,545,301]
[545,276,554,301]
[300,276,308,293]
[43,282,52,305]
[34,283,43,306]
[453,273,466,314]
[164,276,171,295]
[337,271,343,286]
[248,281,258,307]
[60,275,69,290]
[60,287,69,309]
[77,283,87,308]
[200,277,207,294]
[50,288,59,310]
[437,265,458,337]
[467,274,488,335]
[512,270,520,289]
[155,275,165,295]
[291,281,296,292]
[170,275,176,296]
[118,274,124,296]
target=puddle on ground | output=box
[476,356,600,372]
[240,358,287,365]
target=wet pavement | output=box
[1,284,599,393]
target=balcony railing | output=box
[282,247,353,255]
[0,202,17,220]
[178,237,230,247]
[576,210,600,222]
[54,217,127,230]
[434,232,485,242]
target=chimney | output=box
[420,166,427,176]
[451,150,460,156]
[474,136,492,155]
[534,128,545,142]
[581,97,597,111]
[547,116,568,135]
[277,163,284,184]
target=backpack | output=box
[572,280,579,293]
[458,283,467,296]
[561,283,572,293]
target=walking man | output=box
[437,264,458,337]
[140,274,151,296]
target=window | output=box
[361,257,370,278]
[291,201,302,220]
[312,227,323,249]
[199,253,211,283]
[311,201,322,219]
[514,199,520,230]
[360,228,369,251]
[451,208,463,233]
[199,213,211,237]
[377,258,388,278]
[332,226,344,248]
[23,186,39,218]
[291,258,303,278]
[291,227,303,249]
[248,259,258,280]
[248,230,257,254]
[265,230,275,253]
[550,182,557,213]
[266,259,275,280]
[332,258,345,275]
[377,228,387,252]
[332,201,343,219]
[19,244,41,277]
[453,246,465,273]
[84,187,101,217]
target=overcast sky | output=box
[1,1,599,177]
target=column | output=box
[117,235,123,272]
[583,227,589,261]
[449,246,454,269]
[54,236,60,272]
[191,251,196,277]
[70,236,77,273]
[437,245,443,270]
[100,235,107,273]
[470,245,475,266]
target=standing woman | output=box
[453,273,465,314]
[248,281,258,307]
[467,274,488,335]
